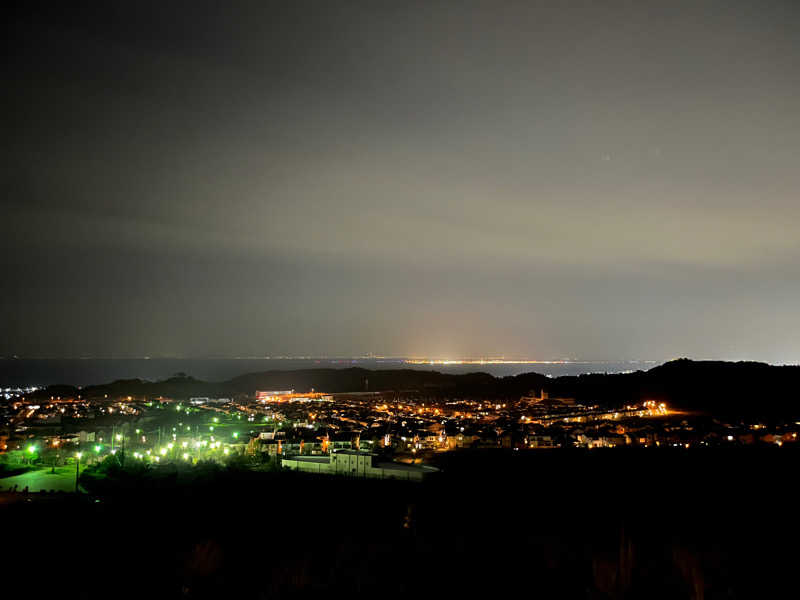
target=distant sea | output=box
[0,358,661,388]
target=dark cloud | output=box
[4,1,800,361]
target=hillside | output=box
[24,359,800,419]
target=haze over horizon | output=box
[0,354,784,364]
[5,1,800,363]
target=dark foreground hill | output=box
[3,446,799,598]
[27,359,800,419]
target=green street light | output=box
[116,434,122,442]
[94,445,102,453]
[74,451,83,493]
[27,445,36,454]
[233,432,239,439]
[209,426,214,431]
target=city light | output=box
[8,365,795,505]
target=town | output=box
[2,382,797,493]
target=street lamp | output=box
[75,452,82,493]
[26,444,37,465]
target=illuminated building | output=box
[256,390,295,402]
[256,390,333,403]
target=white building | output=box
[281,449,438,481]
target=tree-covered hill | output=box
[23,359,800,419]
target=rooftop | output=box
[284,455,330,464]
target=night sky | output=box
[4,1,800,361]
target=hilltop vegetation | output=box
[26,359,800,420]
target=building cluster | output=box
[1,385,798,476]
[240,389,799,457]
